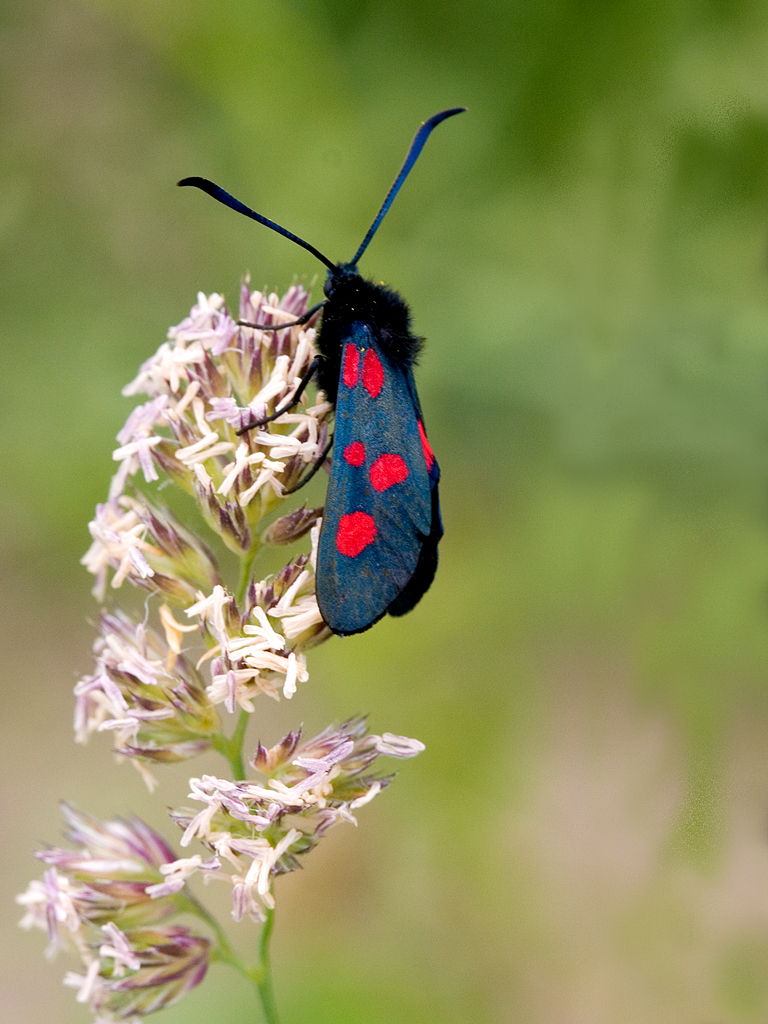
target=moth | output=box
[179,107,465,635]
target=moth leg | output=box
[237,355,321,435]
[237,300,325,331]
[284,434,334,495]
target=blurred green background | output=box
[6,0,768,1021]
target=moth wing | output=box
[316,324,439,635]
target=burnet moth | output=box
[179,107,465,635]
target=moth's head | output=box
[324,262,361,300]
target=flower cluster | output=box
[161,716,424,921]
[73,608,221,776]
[21,282,425,1022]
[17,805,210,1020]
[79,285,332,759]
[108,285,332,556]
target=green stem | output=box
[248,907,280,1024]
[181,891,247,975]
[212,709,249,778]
[237,542,260,606]
[180,848,281,1021]
[229,709,249,777]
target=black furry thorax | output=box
[315,263,424,402]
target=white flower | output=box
[146,855,220,898]
[99,923,141,974]
[373,733,426,758]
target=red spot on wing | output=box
[362,348,384,397]
[336,511,377,557]
[344,441,366,466]
[417,420,435,470]
[343,345,359,388]
[370,453,409,492]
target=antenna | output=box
[177,177,337,272]
[178,108,466,272]
[349,107,466,267]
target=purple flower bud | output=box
[262,505,323,546]
[18,806,183,951]
[250,729,302,773]
[68,925,210,1019]
[74,611,221,767]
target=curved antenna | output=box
[350,107,466,267]
[177,176,337,272]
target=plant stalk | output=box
[250,908,280,1024]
